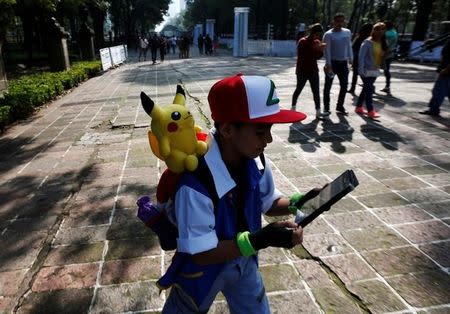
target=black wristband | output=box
[248,223,294,250]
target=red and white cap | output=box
[208,74,306,124]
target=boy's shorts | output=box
[162,256,270,313]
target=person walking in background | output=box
[291,24,326,119]
[198,35,204,54]
[160,36,167,62]
[205,34,213,55]
[348,23,373,95]
[150,33,160,64]
[138,35,148,62]
[170,36,177,54]
[355,22,387,119]
[380,21,398,95]
[323,13,354,116]
[419,39,450,117]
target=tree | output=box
[412,0,435,40]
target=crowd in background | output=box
[291,13,435,120]
[137,33,193,63]
[292,13,449,119]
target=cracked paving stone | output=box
[348,279,407,313]
[312,286,363,314]
[321,253,377,284]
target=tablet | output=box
[296,170,359,227]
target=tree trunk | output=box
[312,0,317,23]
[0,40,8,92]
[348,0,361,33]
[279,0,289,40]
[412,0,435,41]
[21,14,33,67]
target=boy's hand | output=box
[290,185,327,212]
[236,221,304,257]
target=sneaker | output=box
[336,108,349,115]
[291,105,296,111]
[368,110,380,119]
[419,110,440,117]
[380,87,391,94]
[355,107,366,114]
[321,110,331,117]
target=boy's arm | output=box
[192,221,303,266]
[264,197,291,216]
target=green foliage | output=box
[0,0,16,39]
[0,60,101,129]
[0,104,11,130]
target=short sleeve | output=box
[175,185,219,254]
[259,161,283,213]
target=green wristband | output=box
[236,231,257,257]
[288,193,304,215]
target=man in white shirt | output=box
[323,13,353,116]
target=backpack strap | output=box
[193,153,266,210]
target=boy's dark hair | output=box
[385,21,394,30]
[334,12,345,20]
[309,23,323,35]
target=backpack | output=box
[137,154,266,251]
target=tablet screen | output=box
[297,170,359,226]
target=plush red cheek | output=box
[167,122,178,132]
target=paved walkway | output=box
[1,49,450,314]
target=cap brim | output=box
[250,109,307,124]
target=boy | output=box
[159,74,321,313]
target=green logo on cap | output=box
[266,80,280,106]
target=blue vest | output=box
[157,157,263,309]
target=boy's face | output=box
[226,123,273,159]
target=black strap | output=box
[193,154,266,210]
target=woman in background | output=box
[355,22,387,119]
[348,23,373,95]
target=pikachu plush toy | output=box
[140,85,208,173]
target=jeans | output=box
[384,58,393,88]
[324,60,349,111]
[356,76,376,112]
[162,256,270,314]
[428,74,450,115]
[292,72,321,109]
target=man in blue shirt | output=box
[323,13,353,116]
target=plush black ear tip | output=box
[140,91,154,116]
[176,85,185,97]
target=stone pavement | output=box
[0,48,450,314]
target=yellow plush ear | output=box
[173,85,186,106]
